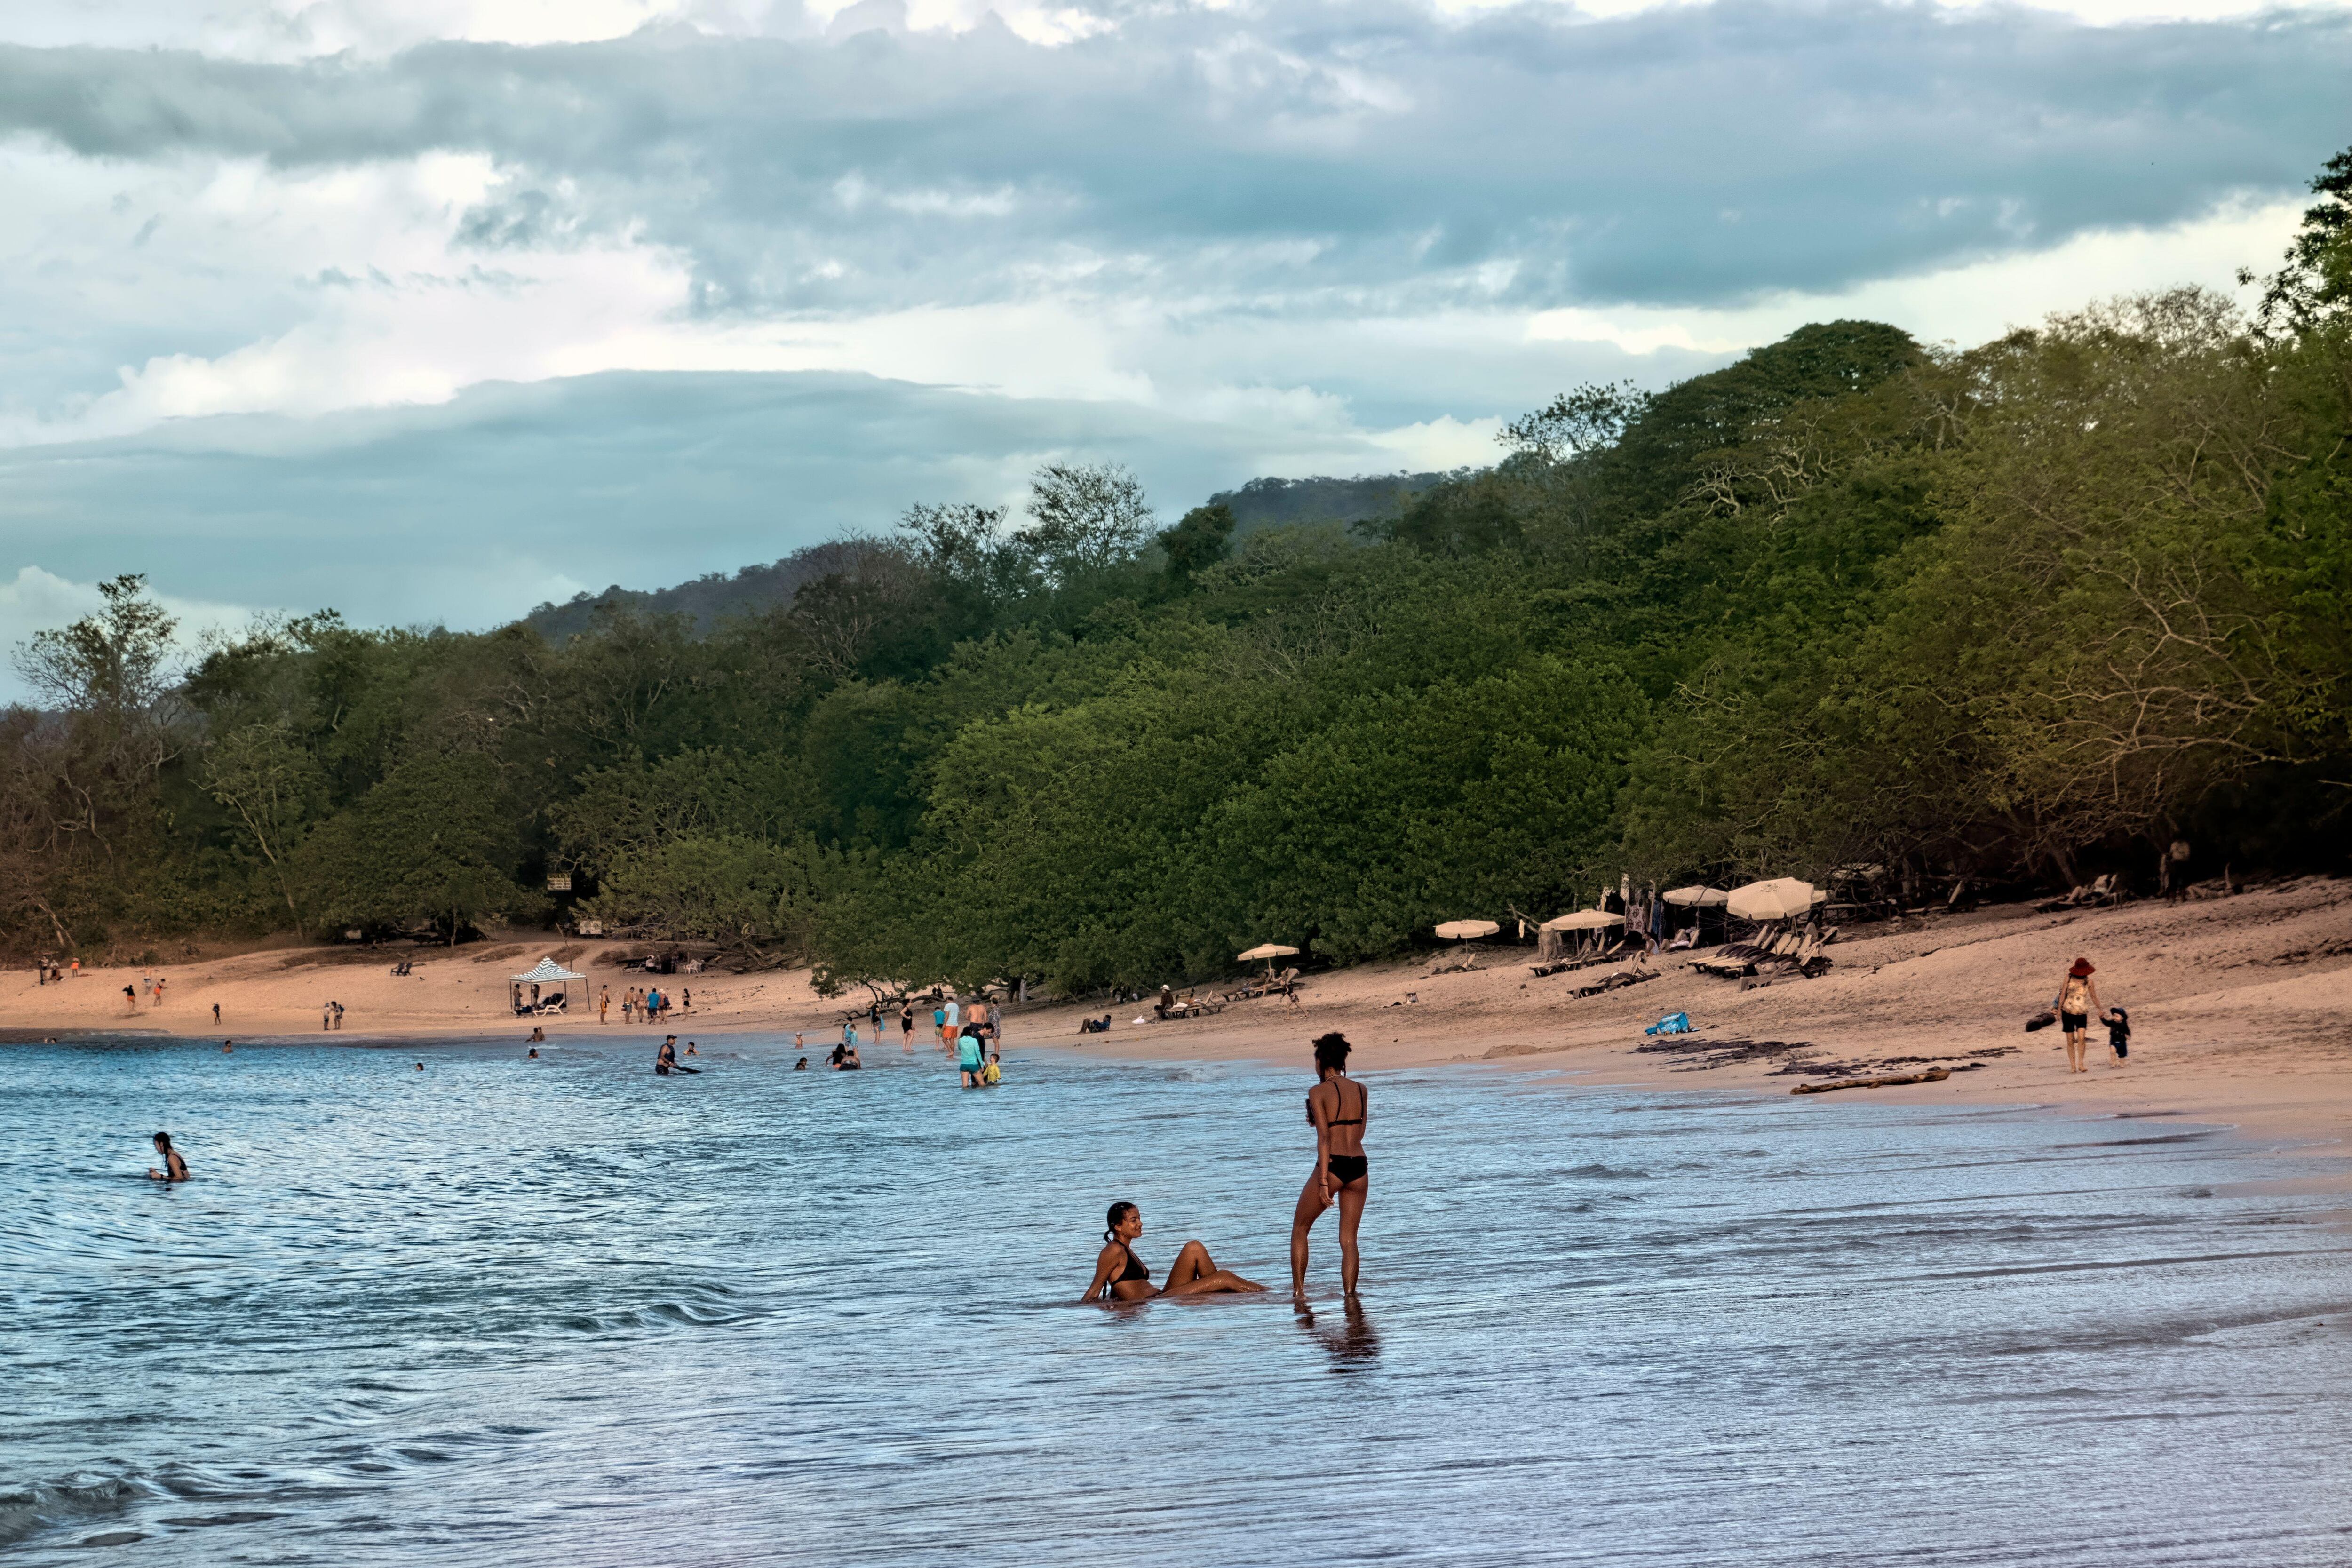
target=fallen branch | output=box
[1790,1067,1951,1096]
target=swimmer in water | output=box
[657,1037,680,1075]
[794,1056,809,1070]
[527,1047,540,1059]
[222,1041,233,1053]
[685,1041,699,1057]
[1083,1202,1265,1302]
[415,1062,424,1071]
[147,1131,189,1182]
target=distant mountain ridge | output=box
[519,470,1459,642]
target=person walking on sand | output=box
[1290,1032,1370,1297]
[599,986,610,1024]
[2056,957,2108,1075]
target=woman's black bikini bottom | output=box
[1327,1154,1368,1185]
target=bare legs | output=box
[1290,1170,1368,1296]
[2065,1027,2087,1074]
[1157,1239,1266,1295]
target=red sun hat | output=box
[2068,957,2095,978]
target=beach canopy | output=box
[1541,910,1624,931]
[1434,919,1501,940]
[511,956,586,983]
[1662,885,1729,907]
[1724,878,1820,922]
[1237,943,1299,962]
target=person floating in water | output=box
[793,1056,809,1071]
[1083,1202,1265,1302]
[222,1041,233,1053]
[832,1041,862,1070]
[684,1041,699,1057]
[1290,1031,1369,1297]
[147,1131,189,1182]
[526,1047,540,1059]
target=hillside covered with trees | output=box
[8,151,2350,993]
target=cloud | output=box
[0,2,2342,332]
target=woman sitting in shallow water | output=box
[1082,1202,1266,1302]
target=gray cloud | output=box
[0,1,2342,311]
[0,364,1581,663]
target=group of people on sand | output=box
[1082,1031,1369,1304]
[612,986,678,1025]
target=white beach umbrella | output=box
[1661,886,1729,907]
[1725,878,1819,922]
[1236,943,1300,962]
[1434,919,1502,941]
[1540,910,1624,931]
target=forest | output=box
[6,149,2349,994]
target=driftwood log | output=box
[1789,1067,1951,1096]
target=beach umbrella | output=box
[1434,919,1501,941]
[1236,943,1299,962]
[1540,910,1624,931]
[1725,878,1819,922]
[1661,886,1728,907]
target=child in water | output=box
[982,1050,1003,1087]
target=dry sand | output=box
[11,878,2352,1150]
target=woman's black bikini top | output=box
[1114,1243,1150,1284]
[1311,1079,1364,1127]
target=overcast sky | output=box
[1,0,2345,694]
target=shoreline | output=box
[10,876,2351,1152]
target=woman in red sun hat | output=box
[2056,957,2108,1075]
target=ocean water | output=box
[5,1033,2350,1566]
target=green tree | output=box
[295,754,537,941]
[202,720,326,918]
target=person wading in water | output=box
[1290,1032,1369,1297]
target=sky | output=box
[0,0,2346,694]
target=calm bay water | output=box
[5,1033,2351,1565]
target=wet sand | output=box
[10,876,2350,1147]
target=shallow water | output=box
[5,1034,2351,1565]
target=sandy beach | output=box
[13,877,2351,1148]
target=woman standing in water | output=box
[1082,1202,1265,1302]
[1290,1032,1368,1297]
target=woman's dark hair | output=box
[152,1131,172,1148]
[1104,1201,1137,1242]
[1312,1032,1352,1074]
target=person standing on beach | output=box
[599,986,610,1024]
[2056,958,2107,1075]
[1290,1032,1370,1297]
[212,1002,221,1025]
[932,1001,947,1050]
[900,1004,914,1051]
